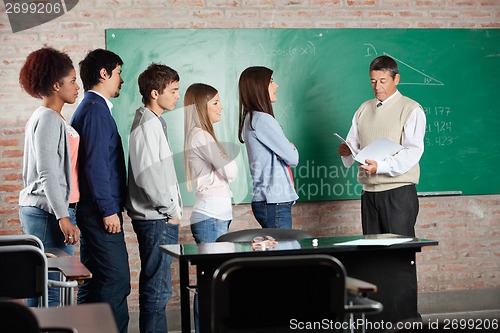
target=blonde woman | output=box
[184,83,238,244]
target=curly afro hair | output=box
[19,46,74,99]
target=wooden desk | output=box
[347,276,377,294]
[161,234,438,333]
[31,303,118,333]
[47,256,92,282]
[45,247,70,258]
[47,256,92,305]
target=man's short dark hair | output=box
[138,63,179,105]
[369,55,398,79]
[79,49,123,91]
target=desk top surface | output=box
[47,256,92,280]
[161,233,438,259]
[32,303,118,333]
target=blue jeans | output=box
[132,219,179,333]
[19,205,77,307]
[76,206,130,333]
[251,201,294,229]
[190,212,231,243]
[190,212,231,333]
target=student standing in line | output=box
[70,49,130,333]
[184,83,238,333]
[184,83,238,243]
[338,55,426,237]
[18,47,81,307]
[238,66,299,229]
[126,63,183,333]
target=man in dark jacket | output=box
[70,48,130,333]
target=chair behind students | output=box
[0,244,50,306]
[0,234,44,249]
[0,234,78,306]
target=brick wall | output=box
[1,0,499,312]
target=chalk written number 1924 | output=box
[426,121,452,134]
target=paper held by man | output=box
[334,133,403,165]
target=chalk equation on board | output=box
[364,44,444,86]
[259,40,317,57]
[228,41,317,59]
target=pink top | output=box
[66,122,80,204]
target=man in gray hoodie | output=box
[126,63,183,333]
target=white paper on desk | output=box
[334,238,413,246]
[333,132,361,157]
[353,139,403,165]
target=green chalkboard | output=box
[106,29,500,205]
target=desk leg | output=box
[179,258,191,333]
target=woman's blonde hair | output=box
[184,83,226,191]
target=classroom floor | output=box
[127,309,500,333]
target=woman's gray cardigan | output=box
[19,106,71,220]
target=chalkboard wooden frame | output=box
[106,28,500,205]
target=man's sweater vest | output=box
[356,93,420,192]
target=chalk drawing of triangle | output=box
[384,52,444,86]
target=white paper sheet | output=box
[353,139,403,165]
[334,238,413,246]
[333,133,403,165]
[333,132,359,156]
